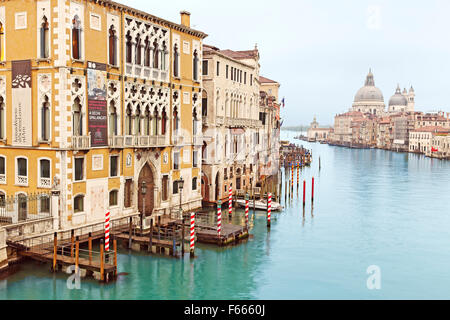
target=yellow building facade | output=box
[0,0,207,229]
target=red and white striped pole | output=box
[190,211,195,258]
[228,185,233,217]
[245,193,249,229]
[104,211,110,251]
[217,200,222,238]
[267,193,272,228]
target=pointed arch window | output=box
[40,16,49,59]
[144,106,151,135]
[161,108,167,135]
[109,100,118,136]
[125,104,132,135]
[134,106,142,135]
[0,22,4,61]
[135,35,142,65]
[161,42,167,70]
[193,50,199,81]
[41,95,50,141]
[126,32,132,64]
[0,96,4,140]
[173,107,179,136]
[193,109,198,137]
[72,97,82,136]
[108,25,117,66]
[173,44,179,77]
[71,15,82,60]
[153,109,159,135]
[144,37,151,67]
[152,40,159,69]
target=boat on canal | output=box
[235,198,283,211]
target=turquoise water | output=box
[1,130,450,299]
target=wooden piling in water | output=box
[100,239,104,282]
[75,236,79,273]
[128,217,132,249]
[312,177,315,203]
[149,218,153,253]
[87,232,92,264]
[181,217,185,256]
[52,232,57,272]
[113,237,117,277]
[70,229,74,258]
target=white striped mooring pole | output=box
[105,211,110,251]
[217,200,222,238]
[267,193,272,228]
[228,184,233,218]
[245,193,249,229]
[190,211,195,258]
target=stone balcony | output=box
[109,135,168,148]
[192,136,203,146]
[71,134,91,150]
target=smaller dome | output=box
[389,85,407,106]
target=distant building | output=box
[388,85,415,114]
[307,117,332,142]
[409,126,450,154]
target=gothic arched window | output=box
[41,96,50,141]
[173,44,179,77]
[72,97,82,136]
[71,15,82,60]
[40,16,50,59]
[108,25,117,66]
[152,40,159,69]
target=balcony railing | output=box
[173,135,184,145]
[16,175,28,186]
[38,177,52,188]
[109,135,168,148]
[72,134,91,150]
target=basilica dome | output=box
[388,85,407,106]
[354,70,384,102]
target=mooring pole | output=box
[75,236,79,273]
[52,232,57,272]
[100,239,104,282]
[311,177,315,203]
[88,232,92,264]
[128,217,132,249]
[181,216,185,256]
[190,211,195,258]
[149,218,153,253]
[113,236,118,277]
[267,193,272,229]
[70,229,75,258]
[303,180,306,207]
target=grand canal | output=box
[1,130,450,299]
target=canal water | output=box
[1,130,450,299]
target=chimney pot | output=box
[180,11,191,28]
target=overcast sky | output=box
[121,0,450,126]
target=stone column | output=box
[51,190,60,231]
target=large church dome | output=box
[388,85,407,106]
[354,70,384,102]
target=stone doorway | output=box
[137,163,155,216]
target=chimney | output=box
[180,11,191,28]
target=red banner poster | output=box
[87,61,108,147]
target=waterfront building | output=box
[430,134,450,159]
[414,111,450,129]
[388,85,415,114]
[376,116,392,149]
[351,69,385,116]
[0,0,207,229]
[409,126,450,155]
[201,44,262,202]
[307,117,332,142]
[258,80,281,191]
[332,111,364,146]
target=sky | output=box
[119,0,450,126]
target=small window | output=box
[74,195,84,213]
[226,65,228,79]
[193,150,198,168]
[202,60,208,75]
[109,190,118,207]
[40,159,50,178]
[173,180,179,194]
[192,177,197,191]
[74,158,84,181]
[40,195,50,213]
[0,156,5,175]
[17,158,27,176]
[110,155,118,177]
[217,61,220,76]
[173,152,180,170]
[162,175,169,201]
